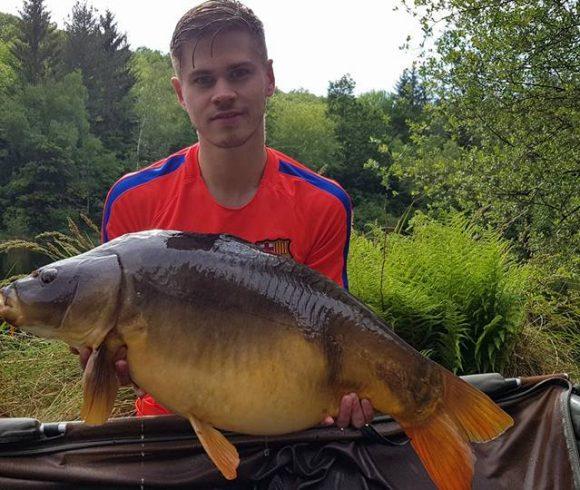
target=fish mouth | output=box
[0,286,21,327]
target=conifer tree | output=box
[392,66,427,142]
[96,10,136,157]
[63,2,100,123]
[10,0,60,84]
[63,4,135,157]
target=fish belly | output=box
[125,326,338,435]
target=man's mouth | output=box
[211,111,244,121]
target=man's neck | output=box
[197,136,268,209]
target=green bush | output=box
[505,254,579,380]
[348,212,528,374]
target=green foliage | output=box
[398,0,579,259]
[391,65,428,144]
[131,47,193,167]
[63,4,136,158]
[0,13,19,94]
[0,12,19,41]
[0,214,99,288]
[348,213,528,374]
[97,10,136,156]
[266,90,339,172]
[0,40,17,95]
[506,253,579,380]
[0,72,121,236]
[325,75,419,231]
[359,69,430,219]
[326,74,386,194]
[0,329,83,419]
[10,0,61,84]
[0,214,98,269]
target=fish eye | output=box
[40,268,58,284]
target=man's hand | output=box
[69,345,143,395]
[321,393,374,429]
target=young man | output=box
[82,0,373,429]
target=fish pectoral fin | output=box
[188,414,239,480]
[80,341,119,425]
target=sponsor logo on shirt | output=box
[255,238,293,258]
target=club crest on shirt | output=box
[255,238,293,258]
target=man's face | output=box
[171,29,275,149]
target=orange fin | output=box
[441,370,514,443]
[404,371,513,490]
[405,410,474,490]
[80,342,119,425]
[188,414,239,480]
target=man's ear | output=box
[171,77,187,109]
[265,60,275,97]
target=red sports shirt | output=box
[101,143,352,415]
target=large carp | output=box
[0,230,512,489]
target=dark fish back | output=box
[102,231,407,348]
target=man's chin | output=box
[201,123,264,150]
[211,134,253,149]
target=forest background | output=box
[0,0,578,419]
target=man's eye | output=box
[193,76,214,87]
[230,68,250,80]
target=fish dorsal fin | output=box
[188,414,239,480]
[80,340,120,425]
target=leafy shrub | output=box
[348,212,528,374]
[505,254,579,380]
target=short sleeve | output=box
[304,197,352,289]
[101,186,149,243]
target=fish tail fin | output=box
[440,370,514,442]
[81,341,119,425]
[403,371,513,490]
[404,410,473,490]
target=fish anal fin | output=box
[404,411,474,490]
[80,341,119,425]
[188,414,239,480]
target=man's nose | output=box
[211,79,236,106]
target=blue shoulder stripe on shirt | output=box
[278,160,351,290]
[102,153,186,243]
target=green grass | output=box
[505,254,579,380]
[0,326,135,420]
